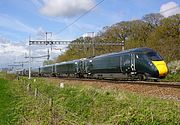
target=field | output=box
[0,72,179,124]
[0,78,18,124]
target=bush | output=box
[167,60,180,74]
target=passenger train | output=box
[19,48,168,81]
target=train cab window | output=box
[122,54,131,65]
[146,52,163,61]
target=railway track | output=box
[54,77,180,88]
[112,80,180,88]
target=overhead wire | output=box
[54,2,179,35]
[55,0,106,35]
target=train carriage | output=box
[55,60,82,77]
[40,64,54,76]
[31,67,40,76]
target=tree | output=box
[147,14,180,62]
[55,14,179,63]
[142,13,164,28]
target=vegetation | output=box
[162,60,180,82]
[0,73,19,124]
[0,72,179,124]
[55,14,180,64]
[167,60,180,74]
[164,73,180,82]
[43,60,55,66]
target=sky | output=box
[0,0,180,69]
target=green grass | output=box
[163,73,180,82]
[0,78,19,124]
[11,77,180,124]
[0,73,179,124]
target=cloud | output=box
[0,14,36,33]
[160,1,180,17]
[0,35,64,68]
[0,41,28,57]
[0,36,42,68]
[0,38,28,68]
[40,0,95,17]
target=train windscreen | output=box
[146,51,163,61]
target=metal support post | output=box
[47,49,50,60]
[28,37,31,79]
[83,42,87,57]
[122,40,125,51]
[45,32,52,50]
[92,32,95,57]
[93,41,95,57]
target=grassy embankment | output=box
[0,72,19,124]
[0,72,179,124]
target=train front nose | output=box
[152,61,168,78]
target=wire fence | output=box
[16,78,85,125]
[19,79,64,125]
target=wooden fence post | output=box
[49,98,54,124]
[34,88,38,98]
[27,83,31,92]
[49,98,53,110]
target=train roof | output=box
[55,59,81,65]
[93,48,156,59]
[118,47,156,54]
[40,64,54,68]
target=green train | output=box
[28,48,168,81]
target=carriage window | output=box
[146,52,163,61]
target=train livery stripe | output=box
[152,61,168,77]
